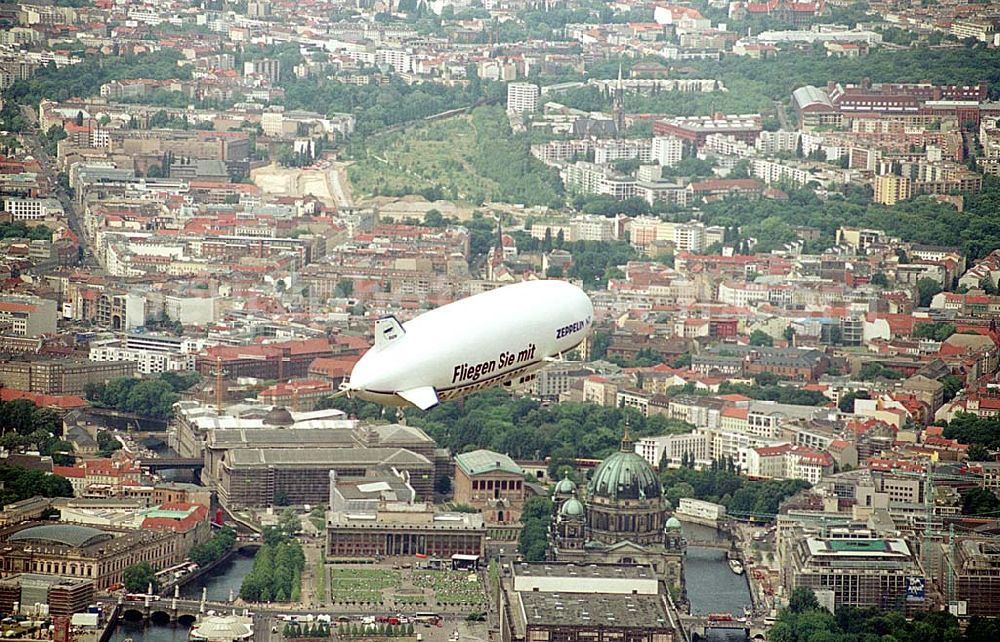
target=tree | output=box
[913,322,955,342]
[189,527,236,566]
[753,372,782,387]
[277,508,301,535]
[783,326,795,342]
[96,430,122,457]
[123,562,159,593]
[916,278,943,307]
[749,330,774,347]
[0,398,60,436]
[858,362,904,381]
[75,110,84,127]
[424,209,445,227]
[961,487,1000,516]
[665,482,695,508]
[671,353,692,368]
[274,489,290,506]
[788,586,819,613]
[967,444,992,462]
[838,390,869,414]
[0,465,73,506]
[942,374,964,402]
[518,496,552,561]
[124,379,179,418]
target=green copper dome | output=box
[665,516,682,530]
[588,431,661,501]
[559,497,585,518]
[553,473,577,495]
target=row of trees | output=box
[239,534,305,603]
[563,239,637,289]
[698,177,1000,262]
[188,526,236,567]
[518,496,552,561]
[335,622,416,638]
[85,377,178,419]
[283,75,502,139]
[912,322,956,342]
[84,372,198,419]
[0,464,73,506]
[0,51,192,132]
[943,412,1000,450]
[658,466,810,519]
[556,80,772,119]
[123,562,159,593]
[0,398,61,436]
[0,221,51,241]
[772,586,999,642]
[0,398,73,464]
[325,388,695,467]
[284,621,331,639]
[857,362,905,381]
[716,381,830,406]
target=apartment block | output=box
[0,359,134,395]
[507,82,540,114]
[635,433,710,469]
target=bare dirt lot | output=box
[252,162,353,209]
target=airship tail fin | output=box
[374,315,405,352]
[398,386,439,411]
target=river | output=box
[680,520,753,617]
[111,554,254,642]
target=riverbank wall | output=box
[163,545,257,594]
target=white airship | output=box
[340,280,594,410]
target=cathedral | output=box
[548,430,686,589]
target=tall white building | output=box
[375,49,413,74]
[635,433,711,469]
[507,82,540,114]
[651,136,684,167]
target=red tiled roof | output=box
[0,388,88,409]
[309,356,360,378]
[53,466,85,478]
[755,445,792,456]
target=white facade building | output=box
[3,197,64,221]
[635,433,711,469]
[651,136,684,167]
[507,82,540,114]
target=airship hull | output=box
[346,280,594,409]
